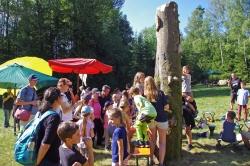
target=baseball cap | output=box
[81,106,92,116]
[28,74,38,81]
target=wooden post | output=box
[155,1,182,161]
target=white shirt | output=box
[56,93,73,121]
[237,89,250,105]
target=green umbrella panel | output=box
[0,63,58,89]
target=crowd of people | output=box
[5,71,171,166]
[2,67,250,166]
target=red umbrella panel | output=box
[48,58,112,74]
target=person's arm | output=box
[15,88,37,106]
[187,102,196,112]
[117,138,124,166]
[36,143,51,166]
[16,98,37,106]
[74,103,83,117]
[90,127,95,138]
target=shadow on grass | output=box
[94,149,111,162]
[168,142,250,166]
[192,133,221,142]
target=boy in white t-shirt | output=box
[237,82,250,121]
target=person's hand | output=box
[164,104,170,112]
[72,162,82,166]
[84,138,93,149]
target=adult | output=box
[16,74,38,130]
[57,78,75,122]
[98,85,111,144]
[228,73,242,110]
[144,76,169,166]
[2,88,14,128]
[98,85,111,112]
[36,87,62,166]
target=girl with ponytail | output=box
[36,87,62,166]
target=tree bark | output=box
[154,1,182,161]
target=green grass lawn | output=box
[1,85,250,166]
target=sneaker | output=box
[144,141,150,148]
[186,144,193,151]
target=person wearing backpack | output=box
[35,87,63,166]
[14,87,62,166]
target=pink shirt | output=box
[89,99,101,119]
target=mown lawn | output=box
[1,85,250,166]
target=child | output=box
[77,106,95,155]
[218,111,237,144]
[112,93,120,108]
[57,121,94,166]
[182,65,192,97]
[74,92,91,119]
[237,81,250,121]
[119,99,133,153]
[103,101,114,151]
[182,95,196,151]
[129,87,157,147]
[109,108,129,166]
[133,72,145,95]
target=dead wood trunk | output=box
[154,1,182,161]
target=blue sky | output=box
[121,0,210,34]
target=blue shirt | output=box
[112,126,128,163]
[221,120,236,142]
[17,86,38,115]
[151,90,168,122]
[237,89,250,105]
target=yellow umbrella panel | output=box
[0,56,53,95]
[0,56,52,76]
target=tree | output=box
[155,2,182,161]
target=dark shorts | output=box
[183,109,195,129]
[231,92,237,103]
[39,159,60,166]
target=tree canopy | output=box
[1,0,249,89]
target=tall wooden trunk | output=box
[154,1,182,161]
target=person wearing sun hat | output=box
[15,74,39,130]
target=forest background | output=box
[1,0,250,89]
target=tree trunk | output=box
[154,2,182,161]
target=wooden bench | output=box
[132,147,150,166]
